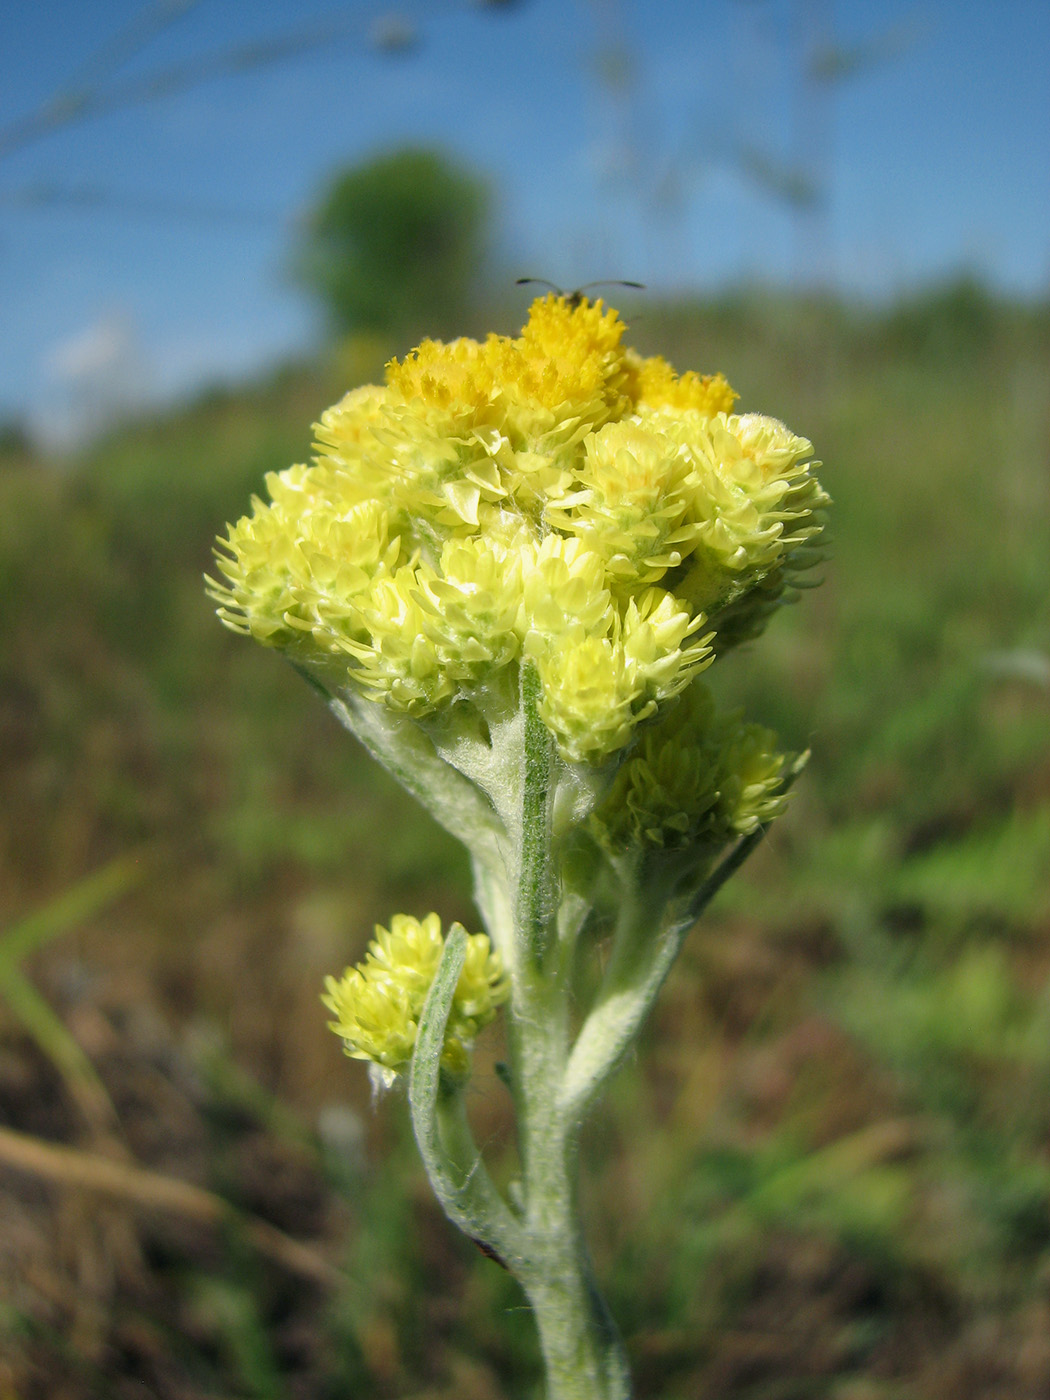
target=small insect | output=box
[515,277,645,308]
[471,1236,510,1270]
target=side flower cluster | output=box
[322,913,508,1082]
[210,294,828,765]
[590,683,795,861]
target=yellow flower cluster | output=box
[211,295,827,763]
[590,683,792,855]
[322,913,508,1076]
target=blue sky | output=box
[1,0,1048,440]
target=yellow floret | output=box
[626,352,738,416]
[387,295,630,435]
[386,336,501,413]
[520,293,625,361]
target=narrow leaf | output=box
[409,928,523,1267]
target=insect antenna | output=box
[515,277,645,309]
[515,277,563,296]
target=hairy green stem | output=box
[518,664,557,968]
[510,967,631,1399]
[507,679,631,1398]
[406,671,802,1396]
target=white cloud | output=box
[46,312,139,383]
[36,311,152,449]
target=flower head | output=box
[210,295,827,764]
[322,912,508,1079]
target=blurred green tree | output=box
[294,147,491,343]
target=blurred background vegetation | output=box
[2,2,1049,1397]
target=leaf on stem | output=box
[408,926,523,1268]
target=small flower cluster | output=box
[590,683,793,859]
[211,295,827,764]
[322,913,508,1080]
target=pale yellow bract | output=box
[210,294,827,767]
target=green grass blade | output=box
[0,855,142,968]
[0,962,118,1129]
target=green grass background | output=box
[1,283,1048,1398]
